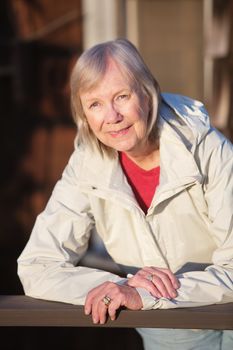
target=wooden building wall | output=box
[137,0,233,140]
[1,0,82,293]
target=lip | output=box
[108,126,131,137]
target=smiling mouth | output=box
[109,126,131,137]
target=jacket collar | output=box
[150,114,202,212]
[161,93,210,144]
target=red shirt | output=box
[119,152,160,213]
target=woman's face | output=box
[80,59,154,157]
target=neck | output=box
[124,142,160,171]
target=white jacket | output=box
[18,93,233,310]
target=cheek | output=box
[121,103,142,122]
[86,113,102,133]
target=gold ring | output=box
[102,296,112,307]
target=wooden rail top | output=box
[0,296,232,329]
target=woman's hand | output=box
[127,266,180,299]
[84,281,143,324]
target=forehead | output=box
[80,60,131,100]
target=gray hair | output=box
[70,38,161,156]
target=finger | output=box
[106,285,123,321]
[98,299,109,324]
[85,282,119,323]
[144,267,180,289]
[84,282,109,315]
[108,298,121,321]
[150,268,179,296]
[91,297,104,324]
[127,274,163,298]
[84,294,92,315]
[127,267,179,299]
[107,287,133,320]
[159,268,180,289]
[85,289,101,315]
[99,293,120,324]
[143,268,177,298]
[150,273,176,299]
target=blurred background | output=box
[0,0,232,349]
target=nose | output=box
[104,103,123,124]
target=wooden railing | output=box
[0,295,233,329]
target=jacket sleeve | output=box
[17,151,124,305]
[139,130,233,310]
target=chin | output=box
[113,141,137,153]
[111,145,134,153]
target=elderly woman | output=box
[18,39,233,350]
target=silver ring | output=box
[147,274,154,282]
[102,296,112,307]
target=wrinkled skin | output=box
[85,267,180,324]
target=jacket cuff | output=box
[115,278,128,286]
[136,287,159,310]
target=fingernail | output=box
[171,291,177,298]
[84,309,89,315]
[93,318,98,324]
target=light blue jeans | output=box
[137,328,233,350]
